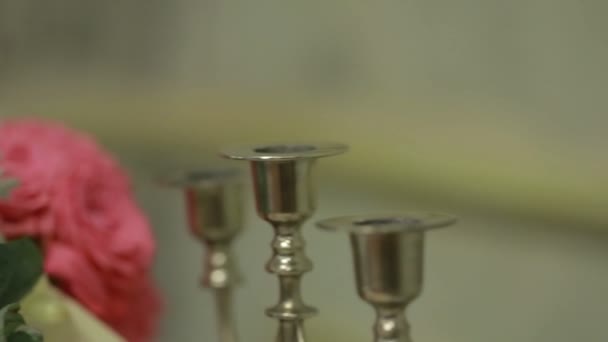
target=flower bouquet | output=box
[0,120,161,342]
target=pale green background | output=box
[1,1,607,341]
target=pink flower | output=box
[0,119,161,342]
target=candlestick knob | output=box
[317,212,455,342]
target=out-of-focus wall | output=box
[0,0,176,81]
[2,0,608,98]
[0,0,606,228]
[1,1,607,341]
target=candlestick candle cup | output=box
[317,212,456,342]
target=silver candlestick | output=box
[221,143,348,342]
[316,213,455,342]
[163,168,244,342]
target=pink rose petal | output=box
[0,118,162,341]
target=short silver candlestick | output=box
[163,168,244,342]
[221,143,348,342]
[316,212,455,342]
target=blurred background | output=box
[1,0,607,341]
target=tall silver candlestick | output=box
[163,168,244,342]
[221,143,348,342]
[317,212,455,342]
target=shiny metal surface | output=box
[163,168,243,342]
[317,213,455,342]
[165,168,243,244]
[221,142,347,161]
[221,143,348,342]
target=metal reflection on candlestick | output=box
[316,213,456,342]
[163,168,244,342]
[221,143,348,342]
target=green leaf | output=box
[7,331,37,342]
[0,239,43,308]
[0,304,23,337]
[8,328,43,342]
[1,304,24,337]
[0,304,43,342]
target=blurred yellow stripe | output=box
[1,84,605,230]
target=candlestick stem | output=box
[215,288,238,342]
[266,222,316,342]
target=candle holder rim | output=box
[316,212,456,234]
[219,142,348,161]
[158,167,242,188]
